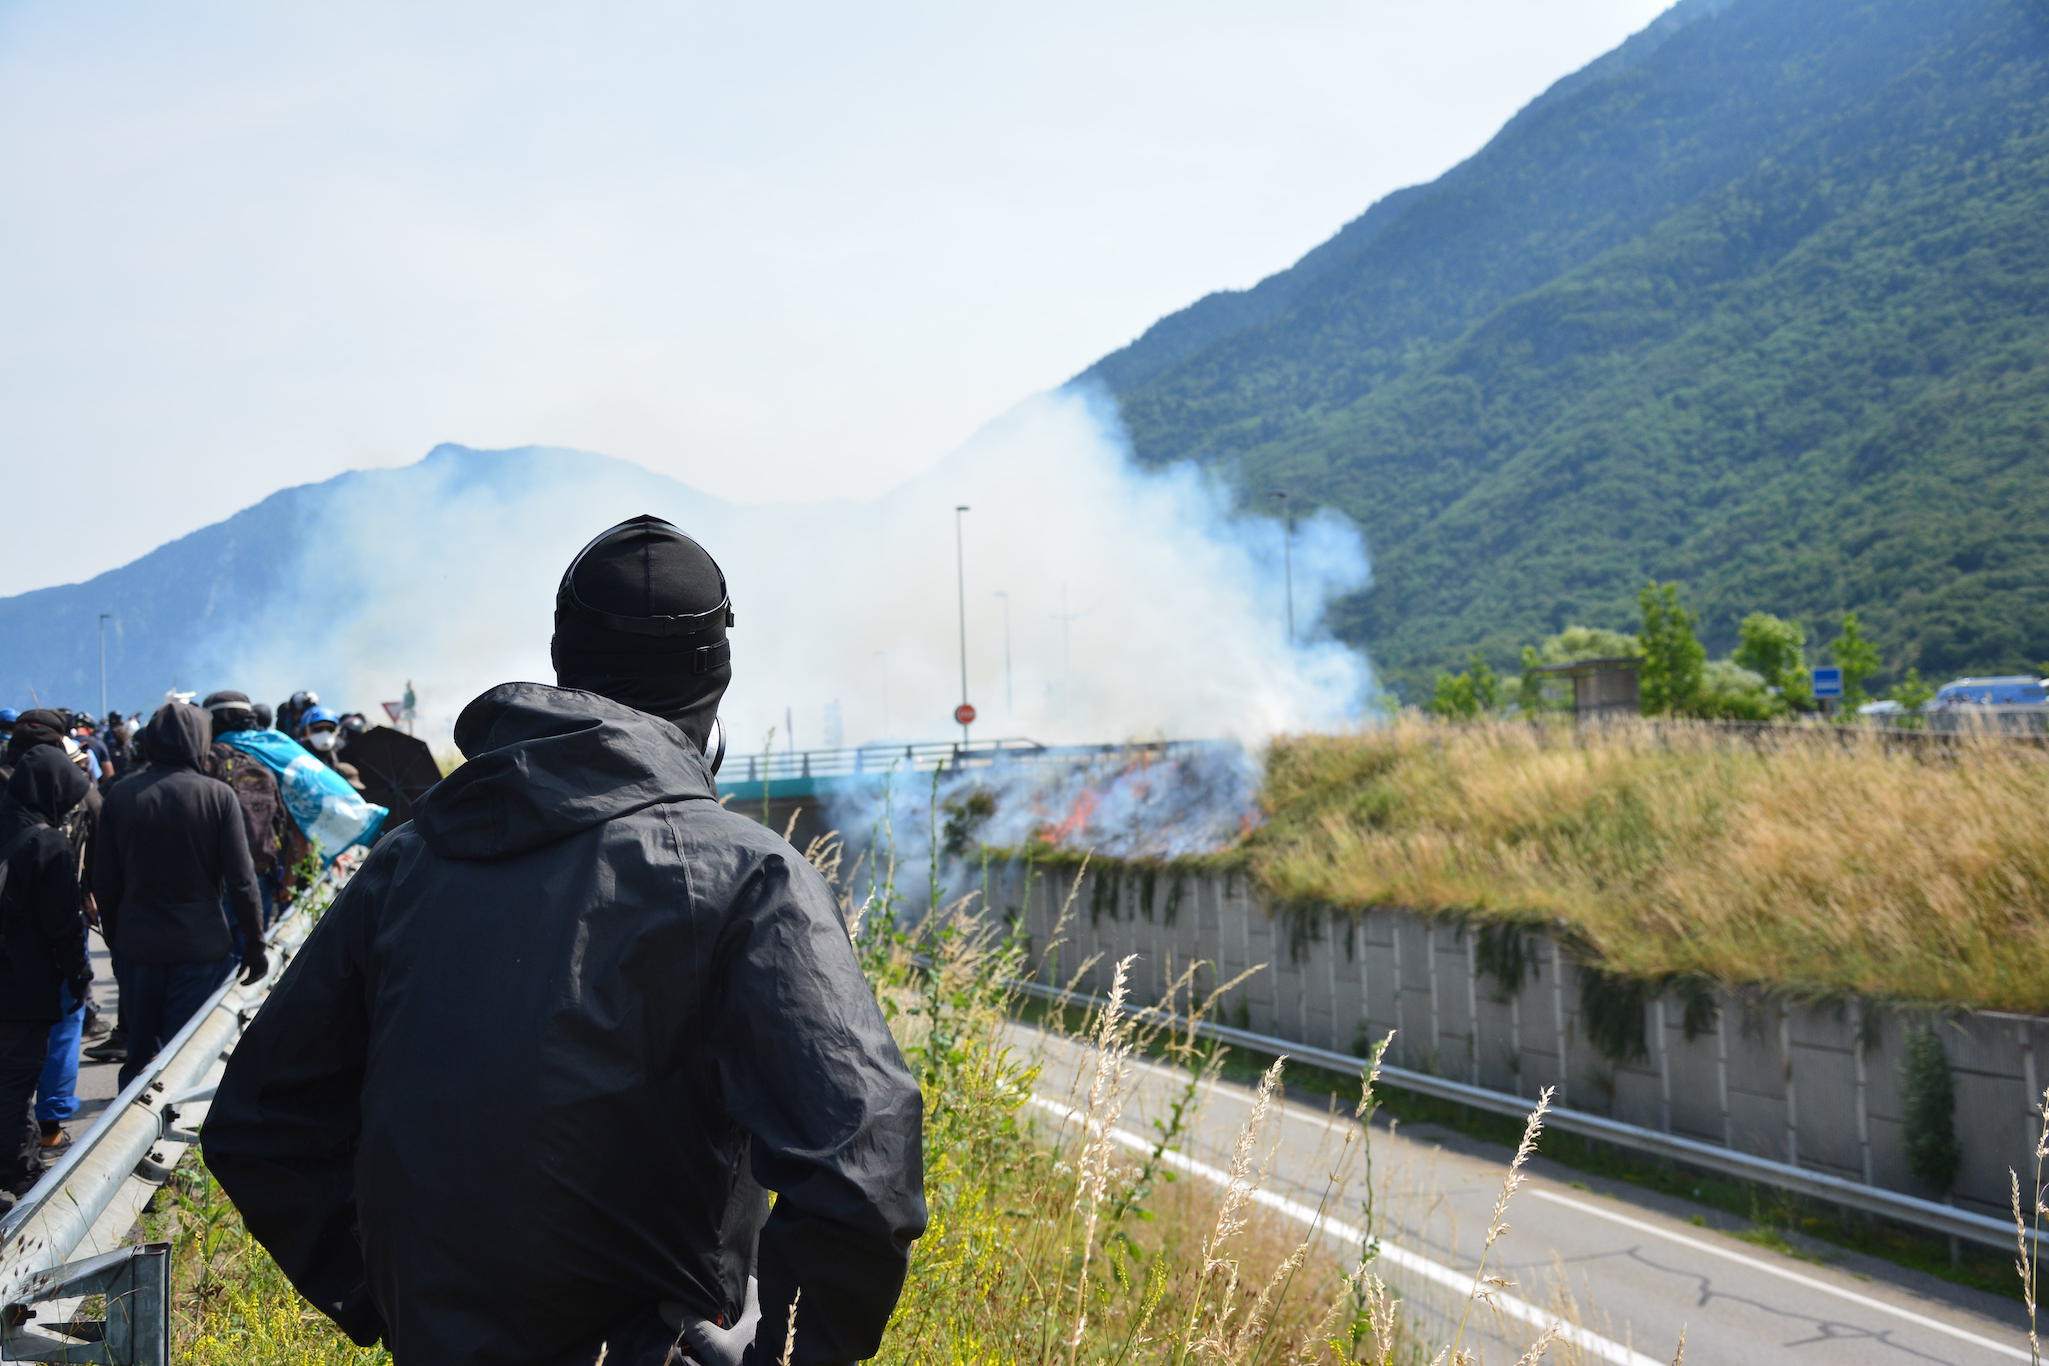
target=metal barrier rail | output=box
[0,880,331,1364]
[1013,977,2046,1255]
[726,737,1218,786]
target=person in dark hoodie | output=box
[205,515,927,1366]
[0,747,93,1204]
[92,700,267,1087]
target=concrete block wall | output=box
[993,861,2046,1220]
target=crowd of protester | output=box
[0,689,377,1210]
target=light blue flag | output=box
[220,729,387,860]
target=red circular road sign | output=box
[954,703,978,726]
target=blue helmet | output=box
[0,708,17,724]
[300,705,340,731]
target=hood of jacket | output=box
[6,744,90,825]
[142,700,212,769]
[413,682,715,861]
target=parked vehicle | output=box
[1929,675,2048,708]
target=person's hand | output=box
[239,947,271,985]
[673,1276,760,1366]
[82,891,99,928]
[68,972,93,1009]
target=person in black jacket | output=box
[92,701,268,1087]
[0,747,93,1203]
[205,515,927,1366]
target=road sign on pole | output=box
[954,703,977,728]
[1812,666,1844,700]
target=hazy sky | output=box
[0,0,1669,596]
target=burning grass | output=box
[1244,719,2049,1012]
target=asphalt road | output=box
[1018,1022,2035,1366]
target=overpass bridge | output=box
[718,736,1208,848]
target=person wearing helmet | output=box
[70,714,113,788]
[297,707,345,768]
[206,515,926,1366]
[276,691,318,742]
[0,710,17,747]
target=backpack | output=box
[209,743,288,875]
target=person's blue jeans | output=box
[119,958,236,1088]
[35,986,84,1125]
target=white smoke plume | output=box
[207,385,1374,751]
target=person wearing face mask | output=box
[297,707,346,766]
[205,514,926,1366]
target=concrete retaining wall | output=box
[992,860,2048,1220]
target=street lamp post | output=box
[994,590,1013,714]
[1269,490,1295,647]
[97,613,112,719]
[954,505,971,743]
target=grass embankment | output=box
[160,846,1475,1363]
[1243,720,2049,1012]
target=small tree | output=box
[1637,581,1705,717]
[1829,611,1882,711]
[1428,670,1478,720]
[1427,653,1500,721]
[1901,1027,1960,1193]
[1518,645,1548,714]
[1467,652,1500,714]
[1537,625,1640,666]
[1892,667,1935,711]
[1732,612,1811,712]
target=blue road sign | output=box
[1812,666,1844,699]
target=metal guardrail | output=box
[1013,977,2046,1255]
[0,880,330,1364]
[725,737,1216,787]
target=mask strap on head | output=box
[704,716,727,775]
[556,517,736,668]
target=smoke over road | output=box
[208,385,1374,754]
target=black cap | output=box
[551,515,733,753]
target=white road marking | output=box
[1028,1095,1670,1366]
[1025,1026,2029,1362]
[1522,1189,2031,1362]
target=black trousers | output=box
[0,1020,49,1196]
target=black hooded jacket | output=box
[92,701,262,964]
[203,684,927,1366]
[0,748,92,1023]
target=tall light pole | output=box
[994,590,1013,714]
[1269,490,1295,647]
[954,504,972,743]
[97,613,112,719]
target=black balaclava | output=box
[550,515,732,755]
[142,701,212,769]
[5,709,69,766]
[203,689,259,741]
[7,744,89,825]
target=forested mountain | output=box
[1080,0,2049,698]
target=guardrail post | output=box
[2,1242,169,1365]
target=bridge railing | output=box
[724,736,1215,787]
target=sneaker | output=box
[83,1030,126,1062]
[37,1127,71,1160]
[81,1009,110,1044]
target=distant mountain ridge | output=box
[0,444,697,712]
[1078,0,2049,695]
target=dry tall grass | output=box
[1247,719,2049,1010]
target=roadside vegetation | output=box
[1244,717,2049,1012]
